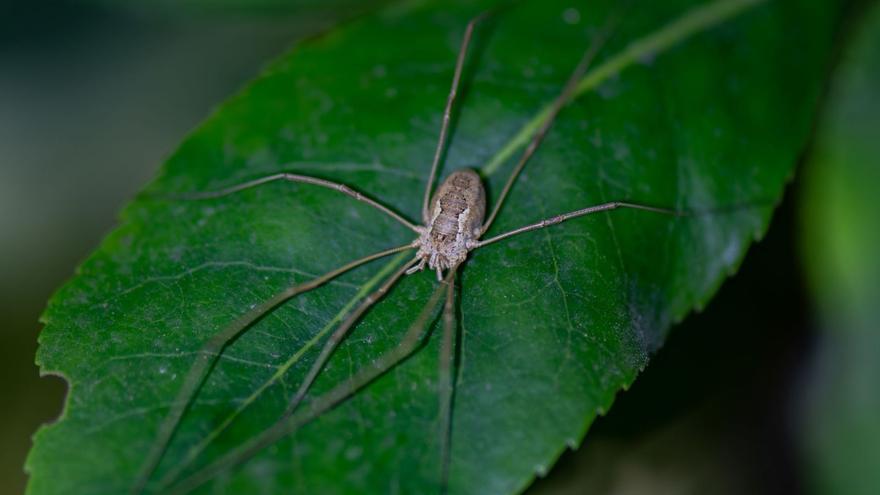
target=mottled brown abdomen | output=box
[427,169,486,238]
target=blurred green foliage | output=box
[799,3,880,494]
[86,0,382,16]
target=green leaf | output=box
[799,3,880,494]
[27,0,840,493]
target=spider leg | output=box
[131,243,414,495]
[422,12,489,223]
[480,18,617,234]
[165,272,454,495]
[176,172,420,233]
[406,257,427,275]
[155,253,420,489]
[438,268,458,493]
[475,201,681,249]
[279,255,421,419]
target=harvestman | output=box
[133,13,679,495]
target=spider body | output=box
[410,169,486,279]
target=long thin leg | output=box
[280,255,420,420]
[131,243,414,495]
[476,201,680,249]
[179,172,421,233]
[480,19,617,234]
[165,272,454,495]
[438,269,457,492]
[422,13,488,222]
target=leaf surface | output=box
[27,0,840,493]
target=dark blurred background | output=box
[2,1,877,494]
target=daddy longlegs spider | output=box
[133,12,681,495]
